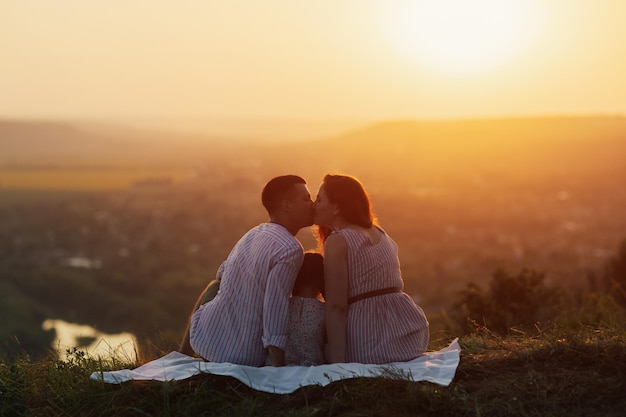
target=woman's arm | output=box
[324,232,349,363]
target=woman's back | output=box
[336,227,402,300]
[334,227,429,364]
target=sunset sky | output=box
[2,0,626,126]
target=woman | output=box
[314,174,429,364]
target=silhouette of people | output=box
[179,175,314,366]
[314,173,429,364]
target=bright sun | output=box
[380,0,543,76]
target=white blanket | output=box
[90,338,460,394]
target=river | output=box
[42,319,137,361]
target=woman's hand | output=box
[267,346,286,366]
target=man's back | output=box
[189,223,304,365]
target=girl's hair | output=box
[315,174,377,245]
[293,252,324,297]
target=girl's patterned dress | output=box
[285,296,325,366]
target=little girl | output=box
[285,251,326,366]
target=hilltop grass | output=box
[1,324,624,417]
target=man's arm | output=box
[262,248,303,366]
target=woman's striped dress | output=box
[334,227,429,364]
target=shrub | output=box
[603,239,626,307]
[453,268,562,335]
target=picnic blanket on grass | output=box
[90,338,460,394]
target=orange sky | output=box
[1,0,626,125]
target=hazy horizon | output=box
[4,112,626,143]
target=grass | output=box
[1,324,624,417]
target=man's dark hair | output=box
[261,175,306,214]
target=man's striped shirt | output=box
[190,222,304,366]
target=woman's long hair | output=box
[315,174,377,248]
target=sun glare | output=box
[380,0,543,76]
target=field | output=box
[2,325,625,417]
[0,168,189,191]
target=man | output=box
[179,175,314,366]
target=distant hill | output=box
[331,115,625,166]
[0,120,133,164]
[268,115,626,189]
[2,116,625,183]
[0,120,250,167]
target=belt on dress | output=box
[348,287,402,305]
